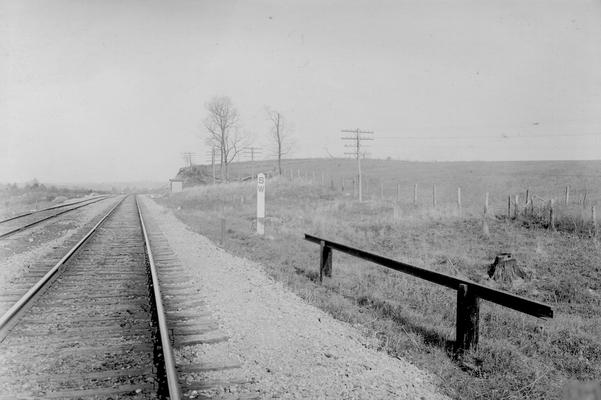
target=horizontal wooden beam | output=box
[304,233,553,319]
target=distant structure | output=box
[169,178,183,193]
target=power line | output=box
[377,132,601,141]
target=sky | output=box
[1,0,601,183]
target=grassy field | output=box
[162,159,601,400]
[0,183,99,218]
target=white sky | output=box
[1,0,601,183]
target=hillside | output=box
[177,158,601,213]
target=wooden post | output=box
[565,186,570,206]
[220,217,226,245]
[455,283,480,354]
[413,183,418,206]
[483,192,490,237]
[396,183,401,202]
[457,187,462,215]
[592,205,597,237]
[256,173,265,235]
[548,199,555,230]
[514,195,520,218]
[319,240,332,282]
[484,192,489,216]
[482,212,490,238]
[432,184,437,207]
[507,195,511,219]
[525,188,530,205]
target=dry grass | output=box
[158,174,601,400]
[0,184,97,218]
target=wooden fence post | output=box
[413,184,418,206]
[455,283,480,354]
[514,195,520,218]
[592,205,597,237]
[483,193,490,237]
[525,188,530,205]
[484,192,489,216]
[549,199,555,230]
[507,195,511,219]
[565,186,570,206]
[457,187,462,215]
[220,217,226,245]
[432,184,437,207]
[319,240,332,282]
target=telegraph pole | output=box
[341,129,374,202]
[246,146,261,161]
[181,152,194,168]
[244,147,261,180]
[211,146,216,184]
[205,147,216,184]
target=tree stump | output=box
[488,253,528,283]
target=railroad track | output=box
[0,195,254,399]
[0,195,113,240]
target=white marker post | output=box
[257,173,265,235]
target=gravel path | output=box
[142,196,449,400]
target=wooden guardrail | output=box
[304,233,554,354]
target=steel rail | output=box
[0,195,110,225]
[0,196,113,240]
[0,196,126,341]
[136,196,182,400]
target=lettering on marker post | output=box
[257,173,265,235]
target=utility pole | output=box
[244,147,261,180]
[211,146,216,184]
[246,146,261,161]
[181,152,194,168]
[342,128,374,202]
[205,147,217,184]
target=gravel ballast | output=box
[0,197,121,295]
[142,196,449,400]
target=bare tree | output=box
[204,97,244,181]
[266,108,293,175]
